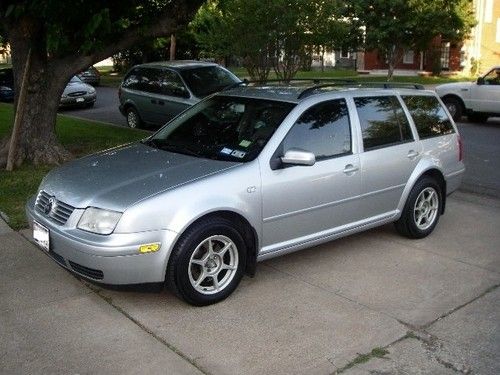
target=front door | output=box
[260,99,361,252]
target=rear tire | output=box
[395,177,442,239]
[167,217,247,306]
[126,107,142,129]
[442,97,463,122]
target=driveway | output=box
[1,191,499,374]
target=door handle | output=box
[343,164,359,174]
[407,150,419,160]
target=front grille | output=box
[68,261,104,280]
[35,190,75,225]
[67,91,86,97]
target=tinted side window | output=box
[354,96,413,151]
[283,99,351,160]
[160,70,189,98]
[139,68,162,94]
[122,68,141,90]
[402,95,454,139]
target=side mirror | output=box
[281,148,316,166]
[477,77,485,85]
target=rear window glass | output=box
[354,96,413,151]
[402,95,454,139]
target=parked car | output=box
[0,67,14,102]
[60,76,96,108]
[26,83,464,306]
[118,60,241,128]
[436,66,500,122]
[77,66,100,86]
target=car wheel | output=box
[395,177,442,239]
[467,113,489,123]
[126,107,142,129]
[442,97,463,121]
[167,217,247,306]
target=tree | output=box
[353,0,475,80]
[190,0,359,82]
[0,0,203,169]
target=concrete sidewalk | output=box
[1,192,499,374]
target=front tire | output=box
[167,217,247,306]
[395,177,442,239]
[442,97,463,122]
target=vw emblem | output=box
[44,197,56,215]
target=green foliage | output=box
[353,0,476,78]
[190,0,362,82]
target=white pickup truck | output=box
[436,66,500,123]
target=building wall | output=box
[463,0,500,72]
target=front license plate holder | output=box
[33,220,50,251]
[76,97,84,103]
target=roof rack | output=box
[297,82,425,99]
[222,78,425,98]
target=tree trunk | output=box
[0,18,73,168]
[170,34,176,61]
[387,45,396,81]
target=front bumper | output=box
[59,93,96,107]
[25,196,177,285]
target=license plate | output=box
[33,221,50,251]
[76,97,84,102]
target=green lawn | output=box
[0,103,148,230]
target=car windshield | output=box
[145,95,295,162]
[179,66,240,97]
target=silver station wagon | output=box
[26,83,465,306]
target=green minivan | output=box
[118,60,241,128]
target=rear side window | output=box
[402,95,454,139]
[139,68,162,94]
[283,99,351,160]
[354,96,413,151]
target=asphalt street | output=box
[64,86,500,198]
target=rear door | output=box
[353,95,421,218]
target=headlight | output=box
[0,86,12,91]
[77,207,122,235]
[88,88,96,94]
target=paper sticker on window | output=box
[231,150,246,158]
[239,140,252,148]
[220,147,233,155]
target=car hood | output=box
[39,143,240,212]
[63,81,94,95]
[435,81,473,92]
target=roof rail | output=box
[297,81,425,99]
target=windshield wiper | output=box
[158,142,201,158]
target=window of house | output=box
[496,18,500,43]
[485,0,493,23]
[282,99,351,160]
[340,48,350,59]
[440,42,450,69]
[354,96,413,151]
[402,96,454,139]
[403,50,414,64]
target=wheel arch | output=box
[399,166,447,216]
[169,210,259,278]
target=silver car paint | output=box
[26,88,464,284]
